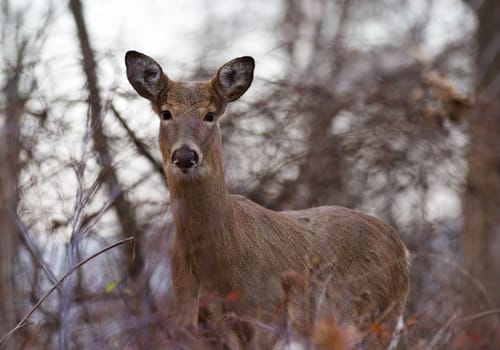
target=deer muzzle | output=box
[171,145,199,170]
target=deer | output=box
[125,51,410,349]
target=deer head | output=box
[125,51,254,183]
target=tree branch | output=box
[0,237,135,348]
[110,104,166,186]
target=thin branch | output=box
[413,253,495,311]
[428,311,459,348]
[0,237,135,348]
[110,104,166,186]
[458,309,500,323]
[14,213,60,289]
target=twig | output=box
[0,237,134,348]
[428,309,500,348]
[457,309,500,324]
[110,104,166,186]
[13,212,60,289]
[413,252,495,311]
[428,311,459,348]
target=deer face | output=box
[125,51,254,181]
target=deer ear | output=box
[212,56,254,102]
[125,51,169,101]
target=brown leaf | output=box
[224,290,242,303]
[313,318,353,350]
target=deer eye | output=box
[204,112,216,122]
[161,110,172,121]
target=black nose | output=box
[171,146,199,169]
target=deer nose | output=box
[171,145,199,169]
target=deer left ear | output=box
[212,56,254,102]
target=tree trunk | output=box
[273,0,351,210]
[68,0,144,283]
[462,0,500,347]
[0,51,24,350]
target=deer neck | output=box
[167,155,238,256]
[168,159,242,286]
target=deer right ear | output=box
[125,51,169,101]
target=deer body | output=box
[125,51,409,348]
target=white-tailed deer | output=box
[125,51,410,349]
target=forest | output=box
[0,0,499,349]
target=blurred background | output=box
[0,0,499,348]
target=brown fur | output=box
[125,51,410,348]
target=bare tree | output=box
[265,0,473,346]
[461,0,500,347]
[0,29,23,350]
[68,0,144,285]
[0,1,52,348]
